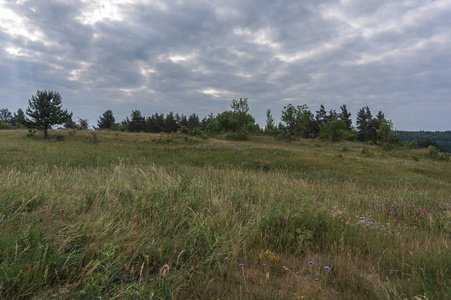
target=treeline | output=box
[0,90,447,154]
[0,108,28,129]
[269,104,394,145]
[95,99,399,146]
[0,94,398,147]
[396,131,451,153]
[99,109,214,135]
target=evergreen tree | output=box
[326,109,338,122]
[178,114,188,128]
[313,105,327,136]
[201,113,214,130]
[121,117,130,131]
[77,118,89,130]
[164,112,178,133]
[356,106,372,141]
[376,111,385,121]
[12,108,27,127]
[26,90,72,138]
[339,105,352,130]
[97,110,115,129]
[128,110,145,132]
[0,108,13,125]
[264,109,275,135]
[64,114,77,129]
[367,119,380,143]
[315,105,327,125]
[187,113,200,129]
[145,116,155,133]
[149,113,165,133]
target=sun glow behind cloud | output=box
[76,1,125,25]
[0,2,45,42]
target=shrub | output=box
[411,155,421,161]
[26,128,37,137]
[55,134,65,142]
[180,126,189,135]
[428,145,440,158]
[361,147,374,157]
[275,132,297,142]
[0,120,10,129]
[438,152,450,162]
[318,119,354,142]
[225,130,249,141]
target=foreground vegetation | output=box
[0,129,450,299]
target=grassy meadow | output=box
[0,129,450,299]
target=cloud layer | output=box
[1,0,450,130]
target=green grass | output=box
[0,129,450,299]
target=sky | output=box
[1,0,450,131]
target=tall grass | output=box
[0,129,450,299]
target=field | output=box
[0,129,450,299]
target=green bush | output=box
[428,145,440,158]
[427,145,449,161]
[26,128,37,137]
[225,130,249,141]
[318,119,354,142]
[55,134,65,142]
[361,147,374,157]
[438,152,450,162]
[0,120,10,129]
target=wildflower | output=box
[308,261,314,264]
[324,266,331,271]
[239,263,244,267]
[314,278,319,281]
[224,257,228,260]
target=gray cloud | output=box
[0,0,450,130]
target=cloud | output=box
[0,0,450,130]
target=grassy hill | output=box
[1,130,450,299]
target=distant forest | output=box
[396,131,451,153]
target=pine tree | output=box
[356,106,372,141]
[97,110,115,129]
[187,113,200,129]
[12,108,27,127]
[26,90,72,138]
[0,108,13,125]
[264,109,275,134]
[128,110,145,132]
[164,112,178,133]
[339,105,352,130]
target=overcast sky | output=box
[1,0,450,131]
